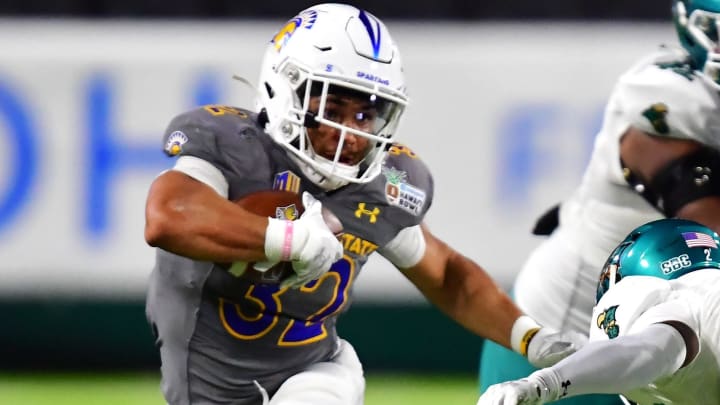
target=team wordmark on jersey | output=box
[596,305,620,339]
[164,131,188,156]
[383,166,426,215]
[641,103,669,134]
[355,202,380,223]
[340,233,378,257]
[273,171,301,193]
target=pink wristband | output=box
[281,220,294,261]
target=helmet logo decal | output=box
[596,305,620,339]
[682,231,718,248]
[272,10,318,52]
[641,103,669,134]
[356,71,389,85]
[661,254,692,274]
[357,10,382,59]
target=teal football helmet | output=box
[673,0,720,87]
[596,218,720,303]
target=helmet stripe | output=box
[358,10,382,60]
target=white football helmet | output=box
[256,3,408,190]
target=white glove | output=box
[526,328,587,368]
[511,315,587,368]
[264,192,343,289]
[477,374,552,405]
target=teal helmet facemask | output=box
[673,0,720,88]
[596,218,720,303]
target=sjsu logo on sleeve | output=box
[164,131,188,156]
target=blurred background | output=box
[1,1,673,404]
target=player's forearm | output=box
[676,196,720,234]
[145,175,269,262]
[430,251,521,349]
[532,323,685,400]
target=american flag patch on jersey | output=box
[681,232,718,248]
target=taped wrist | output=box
[264,218,308,262]
[511,315,542,356]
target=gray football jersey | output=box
[146,105,434,404]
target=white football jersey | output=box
[514,47,720,332]
[590,270,720,405]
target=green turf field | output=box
[0,372,478,405]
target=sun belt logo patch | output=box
[164,131,188,156]
[273,171,301,194]
[596,305,620,339]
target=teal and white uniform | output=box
[589,270,720,404]
[480,47,720,404]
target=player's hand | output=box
[526,328,587,368]
[477,378,545,405]
[282,192,343,288]
[264,192,343,289]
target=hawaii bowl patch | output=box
[383,167,426,215]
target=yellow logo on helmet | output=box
[272,10,318,52]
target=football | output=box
[223,190,343,284]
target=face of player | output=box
[306,93,376,166]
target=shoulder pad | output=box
[381,143,434,219]
[590,276,671,341]
[163,105,259,153]
[162,105,274,188]
[614,58,720,149]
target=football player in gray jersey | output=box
[144,3,584,405]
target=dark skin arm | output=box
[400,224,522,349]
[620,126,720,232]
[144,170,270,262]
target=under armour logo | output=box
[561,380,571,397]
[355,203,380,223]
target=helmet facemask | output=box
[596,243,628,303]
[276,63,406,190]
[675,1,720,88]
